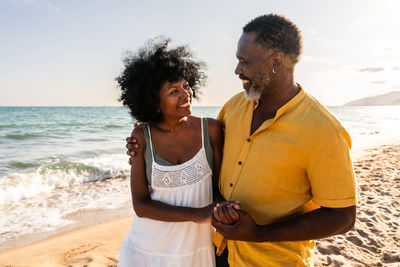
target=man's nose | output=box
[235,63,242,75]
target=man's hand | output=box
[126,123,141,165]
[212,209,260,241]
[213,205,356,243]
[126,136,139,163]
[213,201,241,225]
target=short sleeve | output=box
[217,103,227,125]
[307,129,357,208]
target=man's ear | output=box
[271,52,283,71]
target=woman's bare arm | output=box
[129,125,212,223]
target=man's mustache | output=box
[239,74,250,81]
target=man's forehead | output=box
[236,32,268,57]
[242,31,258,39]
[238,32,257,47]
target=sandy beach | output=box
[1,143,400,266]
[0,218,132,267]
[314,144,400,267]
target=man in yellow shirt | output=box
[126,14,356,267]
[211,14,356,266]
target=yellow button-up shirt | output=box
[215,86,356,266]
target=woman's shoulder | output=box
[205,117,223,132]
[203,118,223,145]
[187,116,222,130]
[130,123,147,147]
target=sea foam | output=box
[0,154,129,205]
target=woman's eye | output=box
[170,89,178,95]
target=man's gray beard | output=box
[245,85,262,101]
[244,71,270,101]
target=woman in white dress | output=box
[116,38,225,267]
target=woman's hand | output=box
[213,201,241,225]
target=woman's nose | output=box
[180,87,190,98]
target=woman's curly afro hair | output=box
[117,38,207,123]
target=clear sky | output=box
[1,0,399,106]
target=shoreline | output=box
[0,202,133,251]
[1,140,400,266]
[350,136,400,160]
[0,217,133,267]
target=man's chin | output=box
[245,87,262,101]
[242,83,251,90]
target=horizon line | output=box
[0,105,225,108]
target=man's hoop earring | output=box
[272,68,276,74]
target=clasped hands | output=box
[212,201,260,242]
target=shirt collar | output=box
[253,83,305,117]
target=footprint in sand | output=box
[377,214,390,221]
[356,229,368,238]
[378,206,392,214]
[346,235,363,246]
[369,226,380,234]
[365,222,374,227]
[59,243,99,266]
[345,235,379,254]
[317,245,341,255]
[358,217,371,223]
[364,210,375,216]
[383,252,400,263]
[359,185,369,191]
[366,237,382,248]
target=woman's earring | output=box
[272,68,276,74]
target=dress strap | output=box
[146,124,155,162]
[201,116,204,148]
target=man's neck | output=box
[258,80,299,115]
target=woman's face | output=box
[158,79,193,120]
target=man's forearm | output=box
[253,206,356,242]
[212,206,356,242]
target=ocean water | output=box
[1,105,400,247]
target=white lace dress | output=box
[118,119,215,267]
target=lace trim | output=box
[146,118,213,189]
[152,149,212,189]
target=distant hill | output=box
[344,91,400,106]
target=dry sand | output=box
[315,144,400,266]
[1,144,399,266]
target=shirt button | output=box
[230,183,233,187]
[238,161,242,165]
[247,138,251,142]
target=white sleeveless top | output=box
[118,119,215,267]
